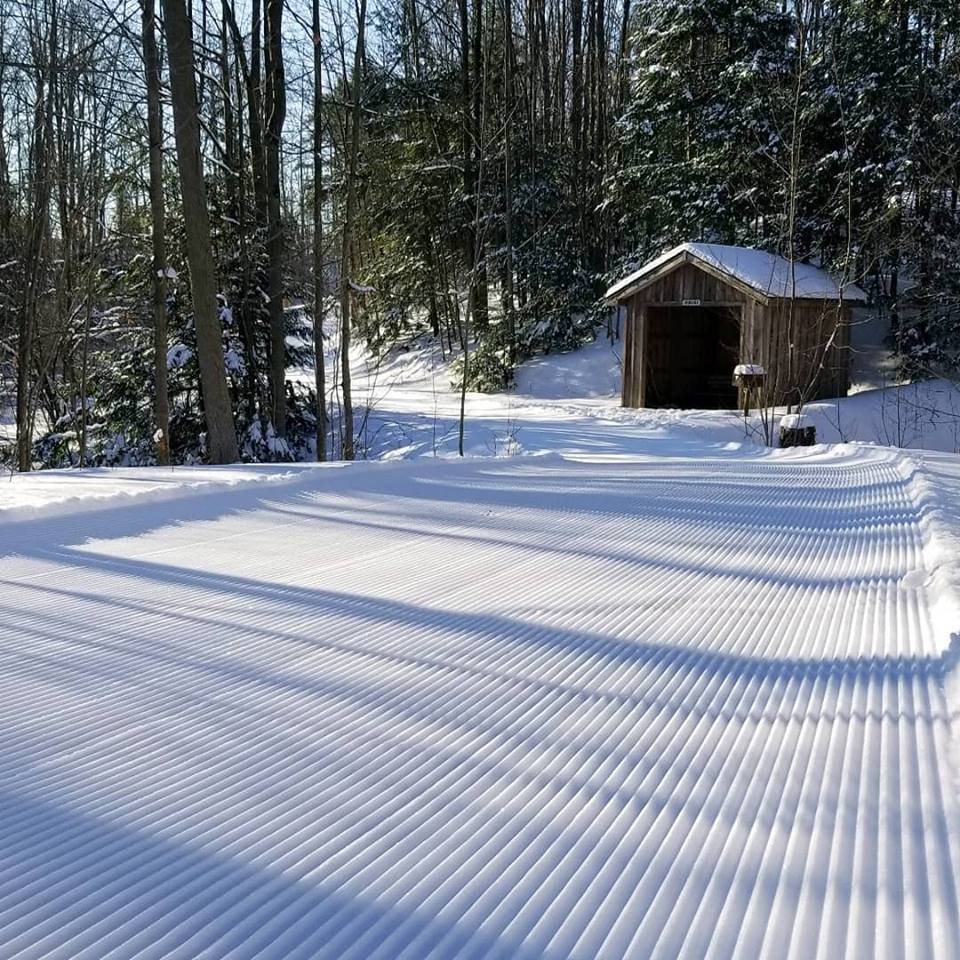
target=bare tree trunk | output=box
[220,4,238,224]
[17,4,58,472]
[471,0,488,329]
[0,50,11,240]
[458,291,470,457]
[264,0,287,439]
[249,0,268,224]
[143,0,170,465]
[615,0,631,117]
[537,0,550,144]
[339,0,367,461]
[223,0,265,420]
[458,0,484,333]
[503,0,515,343]
[163,0,239,463]
[570,0,583,245]
[785,0,806,412]
[78,287,92,467]
[312,0,327,460]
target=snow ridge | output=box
[0,464,329,526]
[892,452,960,654]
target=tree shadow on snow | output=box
[0,782,543,959]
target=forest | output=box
[0,0,958,468]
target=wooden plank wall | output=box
[628,263,752,307]
[622,302,647,407]
[756,300,851,402]
[621,303,635,406]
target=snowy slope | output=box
[800,378,960,452]
[1,436,959,959]
[512,336,622,399]
[329,334,960,458]
[309,334,750,461]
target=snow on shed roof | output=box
[605,242,868,303]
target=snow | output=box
[313,334,742,461]
[779,413,811,429]
[512,335,622,399]
[167,343,193,369]
[605,242,868,303]
[734,363,765,376]
[2,435,960,958]
[796,379,960,452]
[315,333,960,458]
[2,333,960,958]
[224,346,244,374]
[0,463,317,524]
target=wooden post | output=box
[621,302,633,407]
[636,303,648,407]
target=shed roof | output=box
[605,242,868,304]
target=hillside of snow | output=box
[511,335,623,399]
[298,330,960,460]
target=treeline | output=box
[0,0,958,468]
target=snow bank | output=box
[0,463,329,525]
[894,451,960,648]
[290,314,960,461]
[800,379,960,453]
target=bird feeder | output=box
[733,364,766,415]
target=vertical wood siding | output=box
[619,263,852,408]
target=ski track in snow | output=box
[1,442,959,959]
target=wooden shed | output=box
[605,243,867,409]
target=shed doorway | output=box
[645,305,740,408]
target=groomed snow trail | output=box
[1,443,959,959]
